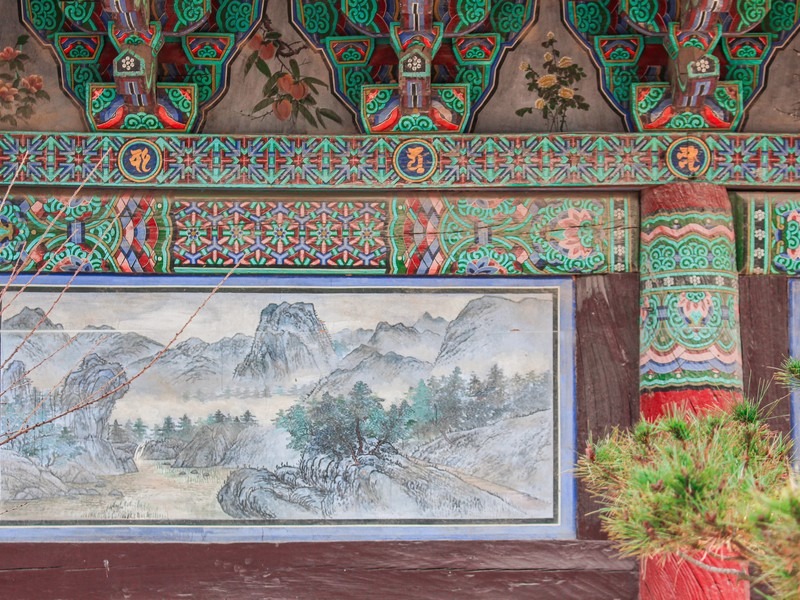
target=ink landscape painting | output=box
[0,284,562,530]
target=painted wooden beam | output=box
[640,182,744,419]
[0,133,799,189]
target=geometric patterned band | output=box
[0,193,638,275]
[2,133,800,189]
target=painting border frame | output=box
[0,274,576,542]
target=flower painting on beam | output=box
[243,20,343,129]
[516,32,589,132]
[0,35,50,128]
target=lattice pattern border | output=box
[0,193,638,275]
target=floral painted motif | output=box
[640,202,742,392]
[677,291,714,327]
[785,211,800,260]
[737,194,800,275]
[389,195,636,275]
[0,36,49,128]
[516,33,589,132]
[554,207,595,259]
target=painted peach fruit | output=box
[259,42,276,61]
[290,82,309,101]
[277,74,294,94]
[274,98,292,121]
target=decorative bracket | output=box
[20,0,264,132]
[292,0,536,132]
[565,0,800,130]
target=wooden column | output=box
[638,182,748,600]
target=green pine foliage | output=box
[745,360,800,599]
[777,356,800,390]
[275,367,551,462]
[749,479,800,599]
[576,401,792,561]
[276,382,410,462]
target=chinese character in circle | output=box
[676,145,701,174]
[405,146,426,174]
[129,148,152,174]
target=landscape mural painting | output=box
[0,277,574,540]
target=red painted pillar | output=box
[639,182,748,599]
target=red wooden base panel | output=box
[641,553,749,600]
[640,389,743,421]
[0,541,639,600]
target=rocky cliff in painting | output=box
[234,302,336,384]
[53,354,134,478]
[1,354,133,499]
[0,449,70,501]
[217,412,553,521]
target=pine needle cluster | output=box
[576,401,792,561]
[749,478,800,599]
[747,360,800,599]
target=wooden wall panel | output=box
[0,273,647,599]
[0,541,638,599]
[576,274,641,540]
[739,275,792,435]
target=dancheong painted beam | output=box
[1,132,800,189]
[0,193,637,275]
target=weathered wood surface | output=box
[739,276,792,435]
[576,274,641,540]
[0,540,638,599]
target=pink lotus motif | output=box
[677,291,713,324]
[556,208,594,259]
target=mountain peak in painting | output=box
[367,321,442,362]
[5,307,63,331]
[434,296,552,376]
[234,302,336,383]
[413,312,449,336]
